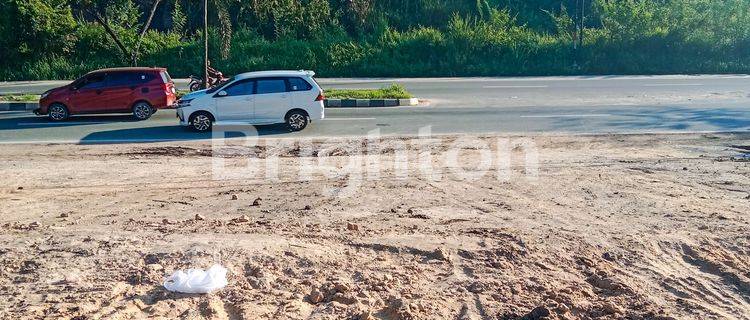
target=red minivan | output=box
[35,67,177,121]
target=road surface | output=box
[1,75,749,143]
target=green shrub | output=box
[326,84,412,99]
[2,0,750,80]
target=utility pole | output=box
[573,0,585,70]
[579,0,585,48]
[203,0,209,89]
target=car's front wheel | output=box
[132,102,154,120]
[190,112,213,132]
[286,110,309,131]
[48,103,69,122]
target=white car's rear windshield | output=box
[308,76,322,90]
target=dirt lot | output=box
[1,133,749,319]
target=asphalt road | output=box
[1,75,749,144]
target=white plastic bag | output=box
[163,264,228,294]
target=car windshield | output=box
[69,75,86,89]
[206,76,234,94]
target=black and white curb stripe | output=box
[0,102,37,111]
[1,99,420,111]
[325,98,419,108]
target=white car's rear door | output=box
[288,76,317,110]
[253,78,291,123]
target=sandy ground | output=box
[0,133,749,320]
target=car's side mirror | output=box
[217,90,228,97]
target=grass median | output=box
[324,84,412,100]
[0,94,39,102]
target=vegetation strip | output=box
[2,1,748,80]
[0,94,40,102]
[324,84,412,100]
[0,84,413,102]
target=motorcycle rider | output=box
[206,60,224,87]
[188,61,227,91]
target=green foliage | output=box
[242,0,334,40]
[545,5,575,41]
[2,0,750,80]
[106,0,140,31]
[476,0,492,20]
[597,0,667,41]
[326,84,413,99]
[0,94,40,102]
[0,0,76,61]
[171,0,187,37]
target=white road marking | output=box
[14,117,375,126]
[520,114,612,118]
[0,139,184,144]
[323,117,375,121]
[18,122,110,126]
[483,85,549,89]
[318,75,750,85]
[643,83,703,87]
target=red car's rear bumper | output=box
[154,92,177,109]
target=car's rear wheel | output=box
[132,102,154,120]
[48,103,69,122]
[286,110,309,131]
[190,112,213,132]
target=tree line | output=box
[1,0,749,80]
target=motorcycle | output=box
[188,73,229,92]
[188,75,203,92]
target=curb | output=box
[1,99,420,111]
[325,98,419,108]
[0,102,37,111]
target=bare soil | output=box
[1,133,749,319]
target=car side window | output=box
[80,73,106,90]
[222,79,254,96]
[106,72,130,87]
[288,77,312,91]
[134,73,153,83]
[255,78,288,94]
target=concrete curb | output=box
[324,98,419,108]
[1,99,420,111]
[0,102,38,111]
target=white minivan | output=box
[176,70,325,132]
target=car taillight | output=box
[163,83,174,95]
[315,92,325,101]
